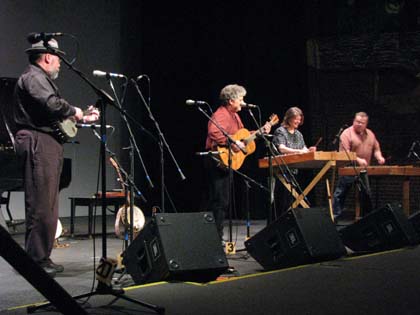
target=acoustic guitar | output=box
[217,114,279,170]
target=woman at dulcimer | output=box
[271,106,316,215]
[272,106,316,155]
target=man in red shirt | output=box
[333,112,385,219]
[205,84,270,242]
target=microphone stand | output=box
[128,142,135,243]
[107,77,154,190]
[408,141,420,161]
[267,141,275,225]
[107,78,141,245]
[232,166,270,254]
[109,150,141,285]
[195,105,240,245]
[28,39,164,315]
[131,79,186,213]
[90,131,146,206]
[331,124,347,152]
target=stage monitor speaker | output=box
[244,208,346,270]
[0,225,87,314]
[123,212,228,284]
[408,210,420,236]
[0,209,7,231]
[339,203,420,252]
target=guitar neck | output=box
[109,157,126,192]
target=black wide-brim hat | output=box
[25,38,66,55]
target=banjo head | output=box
[59,119,78,138]
[115,206,145,238]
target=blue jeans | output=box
[332,176,356,218]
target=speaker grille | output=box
[123,212,228,284]
[245,208,345,270]
[339,203,420,252]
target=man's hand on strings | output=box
[232,140,246,153]
[82,105,100,123]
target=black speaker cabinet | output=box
[0,209,7,231]
[0,225,87,315]
[244,208,346,270]
[339,203,420,252]
[123,212,228,284]
[408,210,420,236]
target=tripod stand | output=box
[28,36,164,315]
[233,168,270,254]
[109,150,146,285]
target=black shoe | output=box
[40,264,57,278]
[46,260,64,273]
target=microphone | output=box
[332,124,348,145]
[27,32,64,44]
[186,99,207,106]
[92,70,126,79]
[407,141,417,158]
[195,151,221,156]
[240,102,258,109]
[76,123,113,129]
[136,74,150,81]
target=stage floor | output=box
[1,215,420,314]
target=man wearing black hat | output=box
[13,38,99,277]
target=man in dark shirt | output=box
[13,38,99,277]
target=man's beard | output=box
[49,69,59,80]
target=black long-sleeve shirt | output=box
[13,64,76,134]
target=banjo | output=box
[55,219,63,239]
[109,157,145,238]
[51,106,99,143]
[53,219,68,249]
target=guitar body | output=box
[216,114,279,170]
[218,128,256,170]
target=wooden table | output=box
[259,151,356,209]
[338,165,420,217]
[69,192,126,237]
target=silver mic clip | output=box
[195,151,221,156]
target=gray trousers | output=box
[15,130,62,263]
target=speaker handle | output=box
[140,238,157,278]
